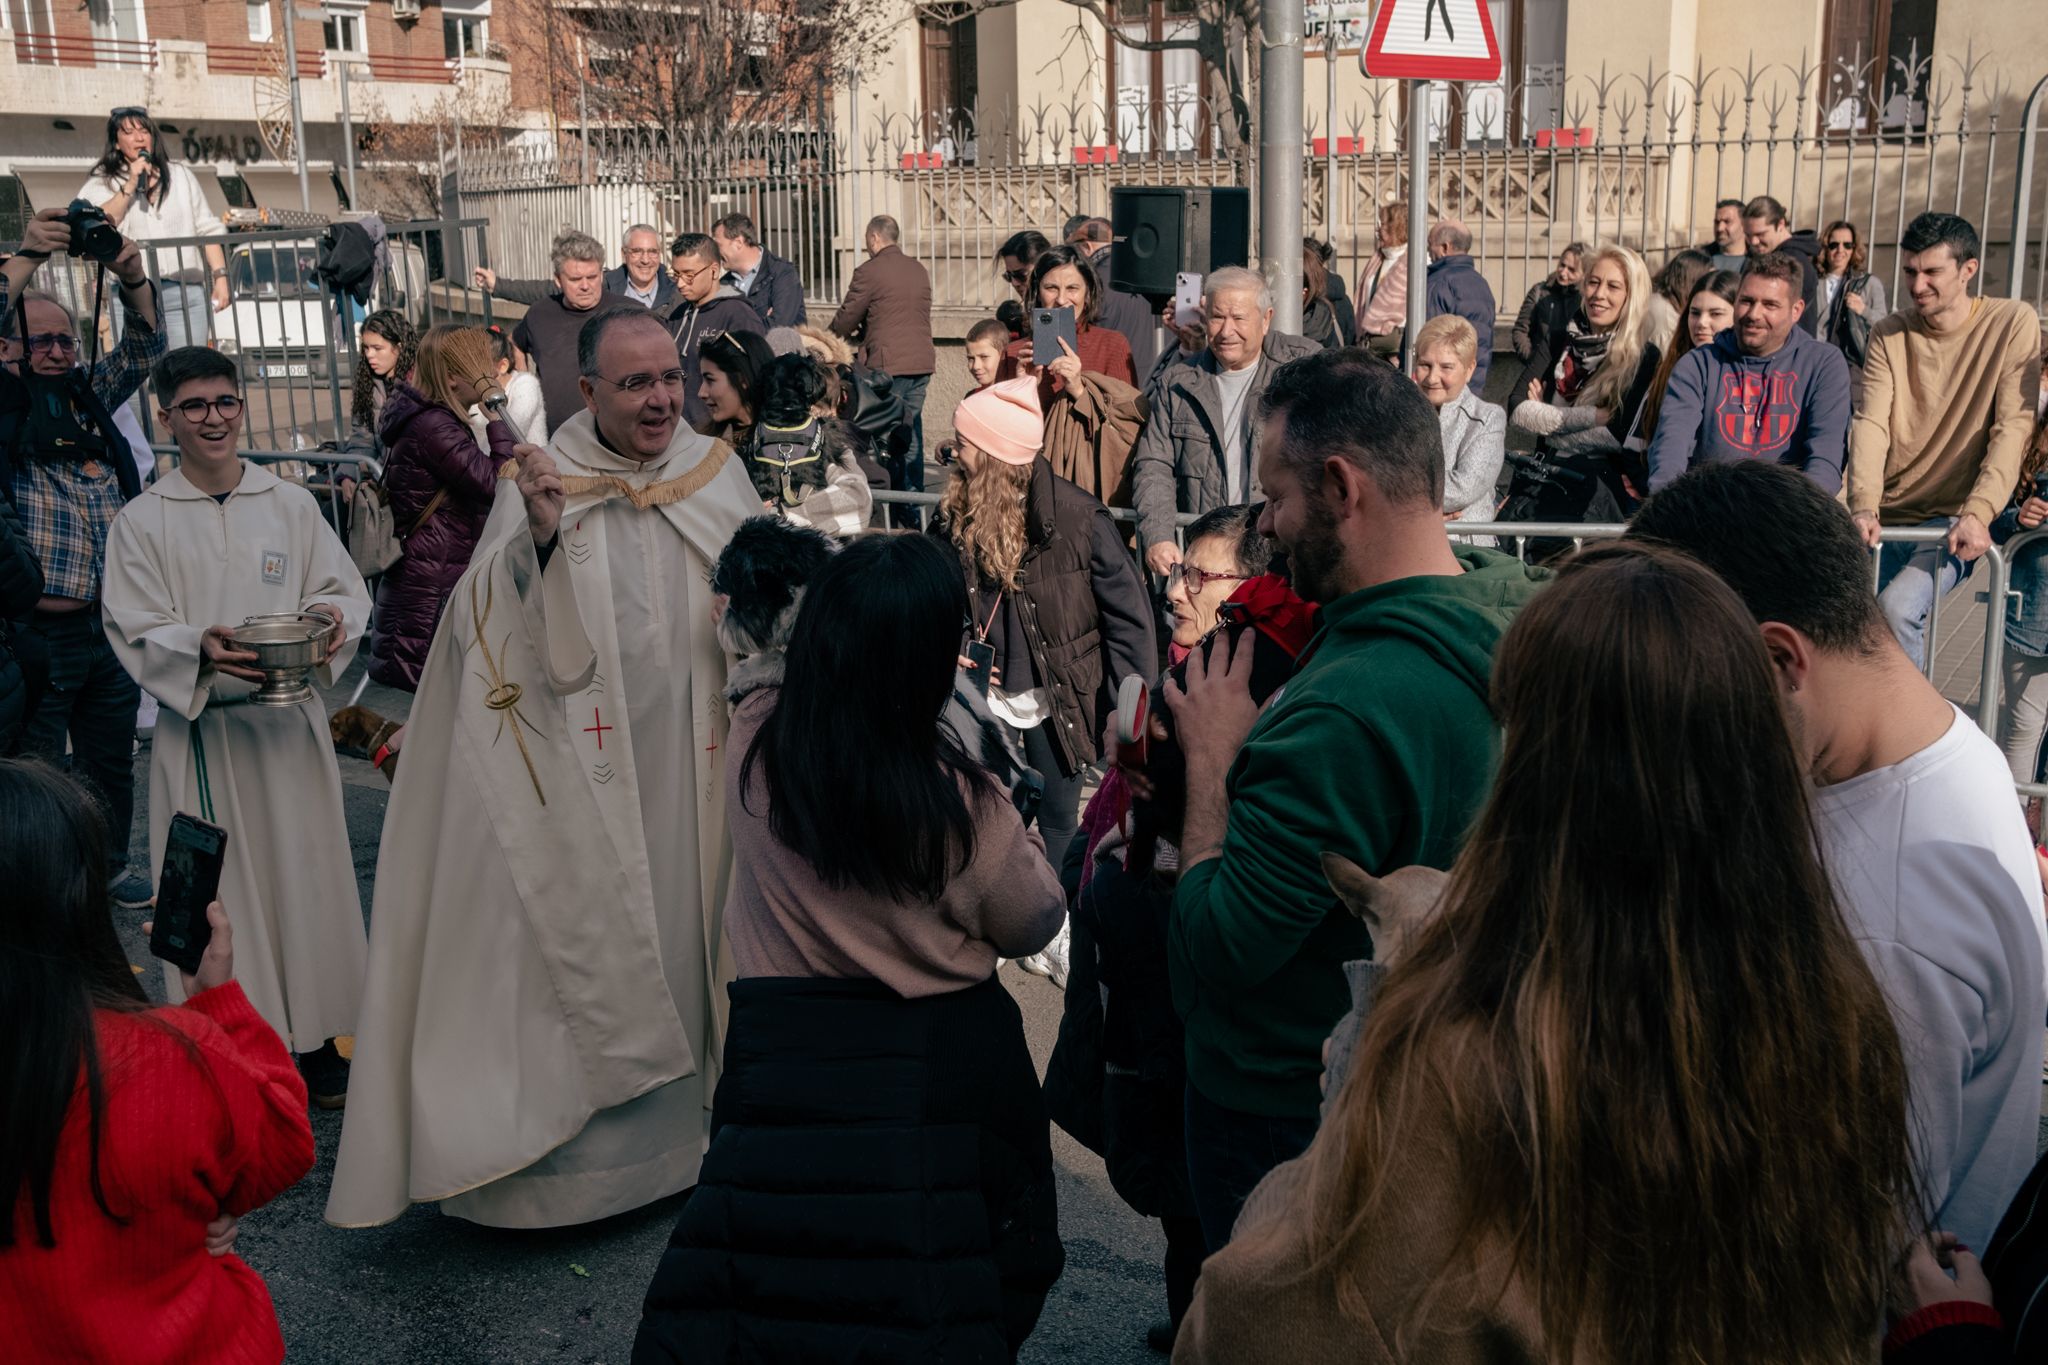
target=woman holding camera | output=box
[634,534,1068,1361]
[77,107,228,350]
[0,758,315,1362]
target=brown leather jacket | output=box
[1040,369,1147,509]
[827,244,936,377]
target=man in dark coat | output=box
[712,212,805,326]
[479,225,676,313]
[1743,194,1825,334]
[479,231,641,436]
[1424,218,1498,393]
[829,215,936,489]
[665,232,768,431]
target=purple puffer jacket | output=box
[368,382,517,690]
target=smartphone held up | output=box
[1031,306,1079,366]
[148,812,228,976]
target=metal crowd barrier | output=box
[27,218,494,454]
[176,470,2038,795]
[872,493,2019,743]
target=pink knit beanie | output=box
[953,376,1044,466]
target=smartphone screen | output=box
[150,813,227,976]
[1031,306,1078,366]
[964,639,997,696]
[1174,271,1203,327]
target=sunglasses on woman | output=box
[935,441,960,467]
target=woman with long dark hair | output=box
[1176,543,1918,1364]
[1628,268,1741,455]
[1818,219,1890,366]
[633,534,1068,1361]
[350,309,418,437]
[0,758,314,1360]
[367,324,515,691]
[991,245,1147,504]
[1300,245,1341,350]
[76,107,229,349]
[695,329,775,448]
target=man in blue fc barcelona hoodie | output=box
[1645,251,1854,495]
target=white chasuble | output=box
[328,413,756,1229]
[100,462,372,1048]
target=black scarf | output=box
[1554,309,1613,403]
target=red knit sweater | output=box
[999,322,1138,388]
[1,983,316,1364]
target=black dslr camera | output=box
[64,199,123,265]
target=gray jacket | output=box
[1130,331,1324,550]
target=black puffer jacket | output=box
[633,973,1064,1363]
[0,494,46,753]
[369,383,515,690]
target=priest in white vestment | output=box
[100,349,372,1071]
[328,309,760,1228]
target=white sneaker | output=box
[1013,920,1071,990]
[1041,921,1072,990]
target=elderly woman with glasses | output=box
[1818,220,1889,366]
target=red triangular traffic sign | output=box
[1364,0,1504,82]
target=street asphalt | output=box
[111,656,1174,1365]
[107,650,2048,1363]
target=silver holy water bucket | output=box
[227,612,333,707]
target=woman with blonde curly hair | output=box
[929,378,1152,980]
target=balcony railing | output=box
[205,43,328,79]
[13,32,159,69]
[368,52,457,83]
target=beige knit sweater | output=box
[1846,295,2042,526]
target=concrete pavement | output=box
[112,658,1174,1364]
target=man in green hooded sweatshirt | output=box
[1164,349,1549,1252]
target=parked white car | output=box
[214,236,429,382]
[215,241,331,380]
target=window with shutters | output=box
[1110,0,1213,156]
[1417,0,1569,148]
[919,14,978,159]
[1821,0,1936,137]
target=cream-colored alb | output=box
[327,411,759,1229]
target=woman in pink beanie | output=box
[933,378,1155,986]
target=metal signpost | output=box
[1362,0,1503,367]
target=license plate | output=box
[261,363,311,378]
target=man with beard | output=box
[1152,350,1548,1253]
